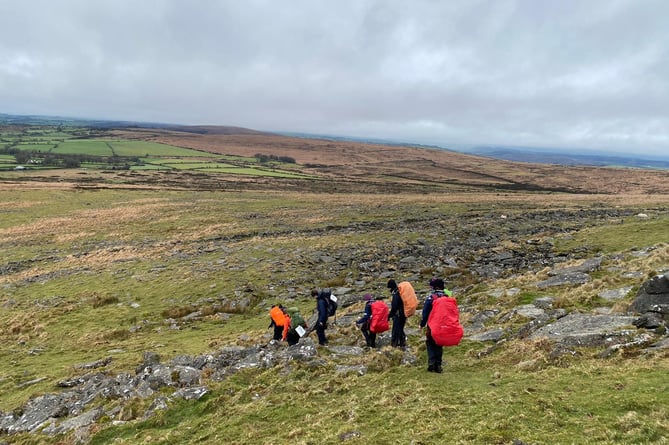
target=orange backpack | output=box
[269,306,286,326]
[397,281,418,317]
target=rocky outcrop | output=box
[630,272,669,315]
[0,342,321,437]
[630,272,669,330]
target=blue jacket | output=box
[356,301,373,324]
[317,296,329,325]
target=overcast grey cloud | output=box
[1,0,668,156]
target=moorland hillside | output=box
[109,126,669,195]
[0,123,668,444]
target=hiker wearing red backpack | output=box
[420,278,463,373]
[387,279,407,348]
[355,293,389,348]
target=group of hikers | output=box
[268,278,464,373]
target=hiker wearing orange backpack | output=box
[420,278,463,373]
[268,304,289,341]
[387,279,407,348]
[356,293,389,348]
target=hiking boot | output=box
[435,366,443,373]
[427,365,435,372]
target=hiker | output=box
[387,279,407,348]
[355,293,376,347]
[312,289,329,345]
[268,304,288,341]
[420,278,456,373]
[285,306,308,346]
[356,293,389,348]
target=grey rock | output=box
[533,297,555,310]
[646,337,669,350]
[41,407,104,435]
[74,357,112,370]
[633,313,664,329]
[630,273,669,314]
[530,313,637,347]
[548,257,603,276]
[535,272,591,289]
[145,365,201,388]
[598,286,633,301]
[7,394,70,434]
[467,327,505,342]
[327,346,365,356]
[514,305,546,319]
[171,387,209,400]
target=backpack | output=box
[286,307,306,336]
[427,295,464,347]
[369,300,390,334]
[269,306,286,326]
[397,281,418,317]
[320,289,338,318]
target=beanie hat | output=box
[433,278,445,290]
[387,279,397,290]
[363,293,373,302]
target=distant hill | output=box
[0,113,264,136]
[471,146,669,170]
[4,113,666,169]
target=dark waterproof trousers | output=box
[391,314,407,348]
[286,331,300,346]
[360,322,377,347]
[315,323,328,345]
[426,332,443,371]
[273,325,283,341]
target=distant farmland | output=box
[0,125,313,179]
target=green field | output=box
[52,140,113,156]
[1,126,310,178]
[109,140,207,157]
[15,143,54,152]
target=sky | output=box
[1,0,668,157]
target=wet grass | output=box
[1,187,668,444]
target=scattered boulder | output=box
[598,286,633,301]
[535,272,591,289]
[548,257,603,276]
[529,313,637,347]
[630,272,669,315]
[630,272,669,331]
[467,328,505,342]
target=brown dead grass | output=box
[99,128,669,195]
[0,203,170,242]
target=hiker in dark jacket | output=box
[356,293,376,347]
[387,279,406,348]
[420,278,451,373]
[312,289,329,345]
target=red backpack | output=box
[369,300,390,334]
[427,295,464,346]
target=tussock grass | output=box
[1,188,668,444]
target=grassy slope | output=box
[1,187,668,444]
